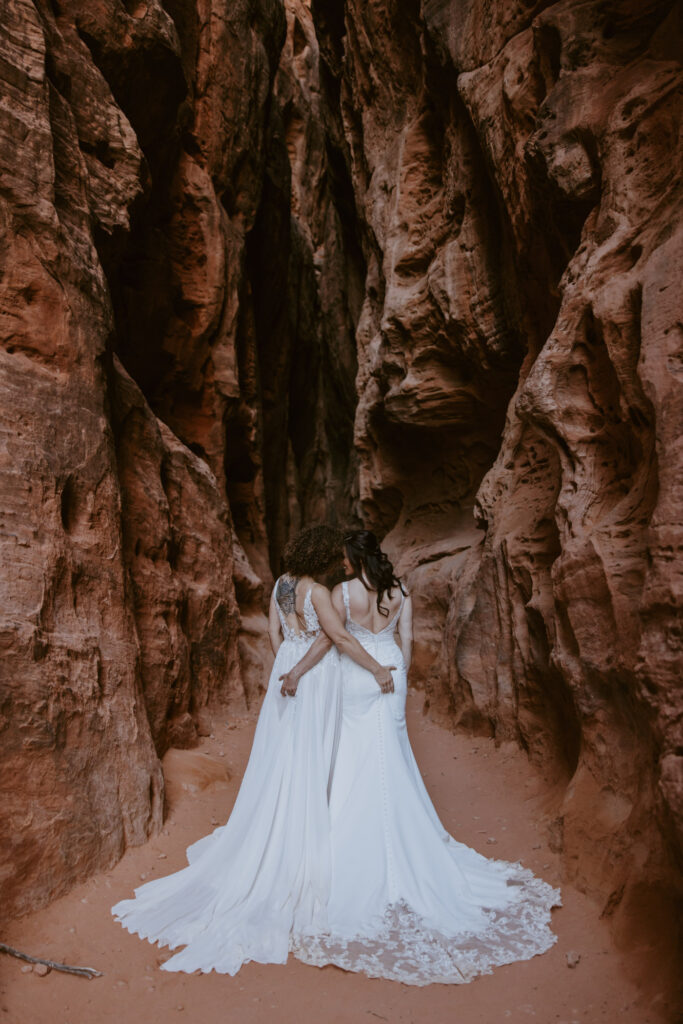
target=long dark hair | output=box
[344,530,405,616]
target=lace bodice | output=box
[275,575,321,641]
[341,580,404,642]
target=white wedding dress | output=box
[291,581,561,985]
[112,576,342,974]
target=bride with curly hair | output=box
[112,524,394,975]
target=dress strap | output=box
[341,580,351,620]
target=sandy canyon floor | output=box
[1,691,671,1024]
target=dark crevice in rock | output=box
[73,23,186,179]
[1,2,681,1006]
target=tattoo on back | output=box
[277,576,297,615]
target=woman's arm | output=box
[278,582,347,696]
[397,593,413,672]
[279,632,333,696]
[312,586,395,693]
[268,585,283,655]
[331,584,346,622]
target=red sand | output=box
[1,691,671,1024]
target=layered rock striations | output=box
[0,0,163,919]
[1,0,681,994]
[1,0,286,921]
[312,0,682,990]
[0,0,361,923]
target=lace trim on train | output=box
[291,867,560,986]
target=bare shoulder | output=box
[398,591,413,621]
[311,581,332,600]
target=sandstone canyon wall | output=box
[309,0,682,990]
[0,0,359,922]
[0,0,681,994]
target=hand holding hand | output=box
[373,664,396,694]
[279,669,299,697]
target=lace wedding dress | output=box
[291,581,561,985]
[112,576,342,974]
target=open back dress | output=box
[292,579,560,985]
[112,575,342,974]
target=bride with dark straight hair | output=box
[285,528,560,985]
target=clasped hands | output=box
[280,663,396,697]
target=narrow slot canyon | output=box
[0,0,681,1018]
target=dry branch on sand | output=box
[0,942,102,979]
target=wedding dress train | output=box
[291,581,561,985]
[112,578,341,974]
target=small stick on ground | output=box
[0,942,102,979]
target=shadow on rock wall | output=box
[311,0,682,1000]
[0,0,681,1004]
[0,0,359,922]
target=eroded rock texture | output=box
[0,0,163,919]
[0,0,286,921]
[311,0,682,992]
[0,0,363,923]
[111,356,244,751]
[1,0,681,997]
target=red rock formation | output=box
[0,0,162,922]
[1,0,681,1003]
[111,356,245,751]
[0,0,284,921]
[0,0,357,924]
[442,10,683,990]
[253,0,362,551]
[311,0,683,995]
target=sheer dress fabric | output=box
[290,581,561,985]
[112,577,342,975]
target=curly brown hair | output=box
[282,524,344,578]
